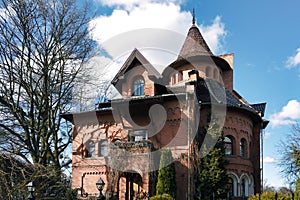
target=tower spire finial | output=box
[192,8,195,25]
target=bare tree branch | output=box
[0,0,94,170]
[278,122,300,186]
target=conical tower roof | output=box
[178,20,213,59]
[162,14,232,80]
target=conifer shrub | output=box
[156,149,176,199]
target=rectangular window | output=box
[129,130,148,142]
[99,140,108,157]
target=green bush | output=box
[156,150,176,198]
[150,193,174,200]
[248,192,292,200]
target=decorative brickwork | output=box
[63,21,268,200]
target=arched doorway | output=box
[119,171,144,200]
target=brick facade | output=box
[63,21,268,200]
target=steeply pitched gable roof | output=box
[111,48,161,86]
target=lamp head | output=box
[96,178,105,190]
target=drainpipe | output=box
[186,71,199,200]
[187,91,191,200]
[81,173,86,197]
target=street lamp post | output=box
[96,178,105,200]
[26,182,35,200]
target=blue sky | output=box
[86,0,300,188]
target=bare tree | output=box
[0,153,31,200]
[278,123,300,186]
[0,152,77,199]
[0,0,93,171]
[73,76,117,111]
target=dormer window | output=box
[133,78,144,96]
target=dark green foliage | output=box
[156,149,176,198]
[195,124,229,200]
[150,193,174,200]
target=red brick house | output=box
[63,19,268,200]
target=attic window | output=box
[133,78,144,96]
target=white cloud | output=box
[269,100,300,127]
[287,47,300,68]
[199,16,226,54]
[86,0,227,99]
[263,156,277,164]
[89,2,227,62]
[89,3,191,44]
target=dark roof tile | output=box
[196,78,258,113]
[178,25,213,59]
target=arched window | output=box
[227,177,234,198]
[240,138,247,157]
[240,177,249,197]
[87,140,95,157]
[99,140,108,157]
[205,66,211,77]
[133,78,144,96]
[224,136,233,155]
[228,173,238,197]
[241,178,246,197]
[249,175,255,196]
